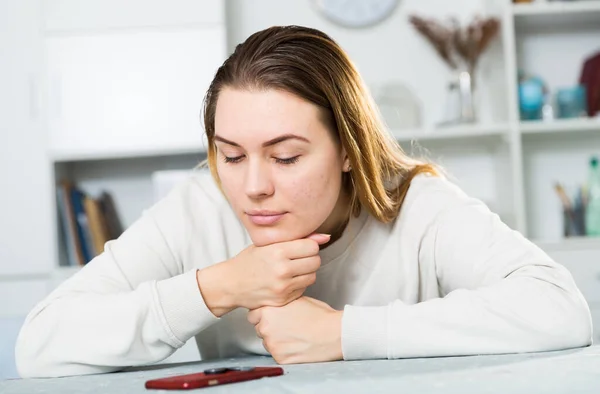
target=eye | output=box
[223,155,244,164]
[275,156,300,165]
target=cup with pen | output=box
[554,183,586,238]
[554,155,600,238]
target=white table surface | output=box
[2,346,599,393]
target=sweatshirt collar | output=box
[318,206,370,265]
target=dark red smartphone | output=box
[145,366,284,390]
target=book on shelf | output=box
[56,181,124,266]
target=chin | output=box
[248,228,301,247]
[240,212,326,247]
[245,217,320,246]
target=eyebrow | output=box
[214,134,310,148]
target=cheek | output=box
[285,163,340,208]
[216,164,243,204]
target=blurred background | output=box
[1,0,599,379]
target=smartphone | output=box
[145,366,284,390]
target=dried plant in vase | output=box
[409,14,500,124]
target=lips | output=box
[246,210,287,226]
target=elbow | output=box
[536,286,593,351]
[15,325,119,378]
[561,292,593,348]
[14,318,69,378]
[15,353,44,379]
[512,266,593,352]
[15,323,48,378]
[15,316,87,378]
[14,301,69,378]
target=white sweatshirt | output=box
[15,172,593,378]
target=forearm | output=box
[342,274,592,360]
[16,270,219,378]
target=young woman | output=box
[16,25,592,378]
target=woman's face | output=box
[214,88,349,247]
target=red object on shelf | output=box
[579,51,600,117]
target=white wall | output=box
[0,0,55,380]
[0,0,55,292]
[0,1,54,278]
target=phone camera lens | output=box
[203,367,229,375]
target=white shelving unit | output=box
[391,121,515,227]
[535,236,600,253]
[513,0,600,13]
[508,0,600,344]
[520,117,600,135]
[50,141,208,163]
[513,0,600,28]
[40,0,226,274]
[392,123,510,142]
[510,0,600,244]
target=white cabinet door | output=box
[46,27,225,157]
[0,0,54,279]
[43,0,224,32]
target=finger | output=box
[289,272,317,291]
[254,326,263,339]
[247,309,262,325]
[278,238,325,260]
[281,288,305,304]
[305,233,331,245]
[262,339,271,354]
[286,256,321,277]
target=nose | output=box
[244,158,274,200]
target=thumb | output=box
[306,233,331,245]
[247,308,263,326]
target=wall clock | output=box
[313,0,400,28]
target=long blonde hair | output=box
[202,25,439,223]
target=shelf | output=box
[520,118,600,137]
[513,1,600,31]
[50,143,207,163]
[391,123,509,143]
[535,236,600,252]
[52,265,82,278]
[0,266,81,282]
[513,1,600,15]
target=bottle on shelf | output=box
[585,156,600,236]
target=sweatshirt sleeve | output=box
[15,179,223,378]
[342,186,593,360]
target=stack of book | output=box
[56,181,123,266]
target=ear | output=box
[341,149,351,172]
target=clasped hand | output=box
[247,296,343,364]
[198,233,344,364]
